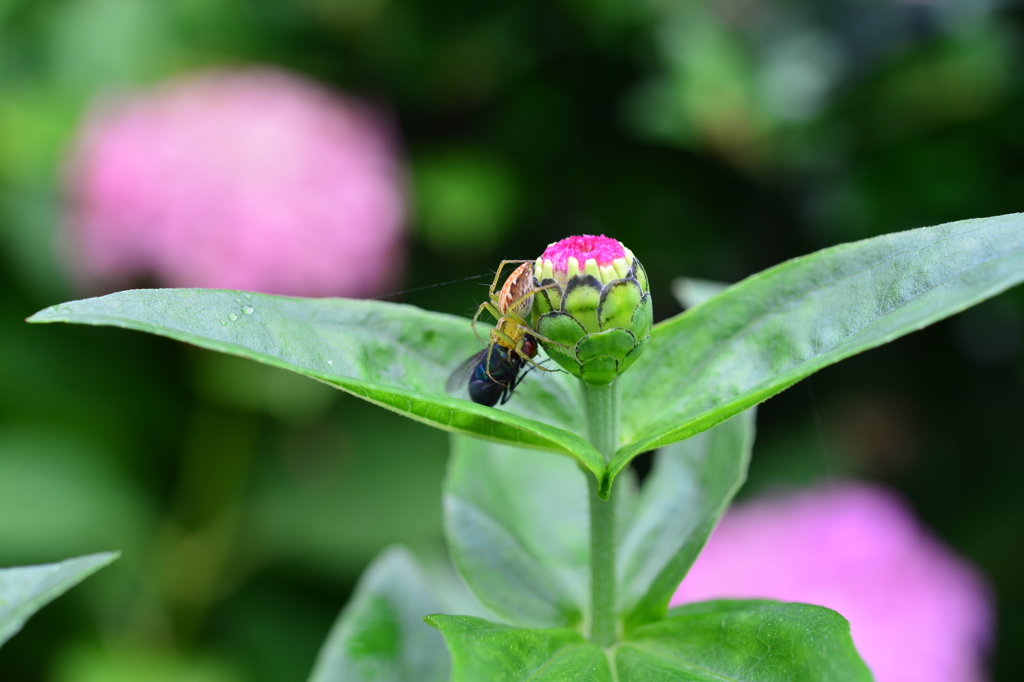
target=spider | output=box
[472,260,563,371]
[446,261,563,405]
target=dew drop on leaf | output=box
[242,306,254,315]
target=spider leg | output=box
[499,309,572,353]
[499,355,550,405]
[491,260,531,288]
[501,279,559,317]
[482,342,514,387]
[518,344,562,373]
[487,260,531,307]
[490,328,519,352]
[471,300,504,345]
[488,327,557,374]
[499,365,528,404]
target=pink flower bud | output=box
[535,234,641,286]
[532,234,651,384]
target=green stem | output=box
[583,380,618,647]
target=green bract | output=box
[532,236,652,385]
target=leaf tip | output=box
[94,550,122,565]
[26,301,84,324]
[70,550,121,576]
[25,308,54,324]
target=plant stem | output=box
[583,380,618,647]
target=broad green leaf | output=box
[28,290,603,477]
[0,552,118,648]
[443,435,590,629]
[428,602,871,681]
[426,615,610,682]
[618,409,755,630]
[308,546,448,682]
[613,214,1024,483]
[621,600,872,681]
[446,419,751,633]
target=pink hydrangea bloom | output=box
[63,68,406,297]
[672,483,993,682]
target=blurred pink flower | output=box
[672,482,993,682]
[63,68,406,297]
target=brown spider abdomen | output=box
[498,262,535,317]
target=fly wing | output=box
[446,348,487,395]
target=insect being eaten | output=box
[447,260,560,407]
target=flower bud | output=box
[532,235,652,385]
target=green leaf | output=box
[614,214,1024,482]
[617,409,755,630]
[28,290,603,478]
[426,615,610,682]
[444,414,750,634]
[442,435,589,629]
[428,602,871,681]
[308,546,449,682]
[0,552,119,648]
[619,600,872,681]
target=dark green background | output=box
[1,0,1021,679]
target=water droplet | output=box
[219,320,228,326]
[242,306,254,315]
[243,293,252,300]
[327,360,334,367]
[228,313,238,321]
[234,298,241,303]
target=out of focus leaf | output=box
[52,642,246,682]
[0,552,118,648]
[247,399,451,574]
[0,428,153,561]
[443,435,590,629]
[671,277,728,310]
[426,615,607,681]
[444,413,753,634]
[308,547,448,682]
[618,409,755,630]
[28,290,603,477]
[413,150,519,254]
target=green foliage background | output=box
[1,0,1023,680]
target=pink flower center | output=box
[541,234,625,272]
